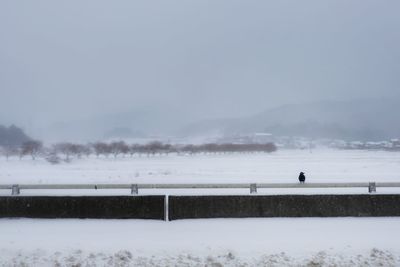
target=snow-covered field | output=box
[1,149,400,266]
[1,148,400,195]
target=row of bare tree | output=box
[0,140,43,160]
[180,143,277,154]
[0,140,277,161]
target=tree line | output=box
[0,140,277,162]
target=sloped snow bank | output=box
[1,217,399,266]
[1,248,399,266]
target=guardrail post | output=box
[131,184,138,195]
[250,183,257,194]
[368,182,376,193]
[11,184,20,195]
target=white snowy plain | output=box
[1,149,400,266]
[1,218,400,266]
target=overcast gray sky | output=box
[1,0,399,132]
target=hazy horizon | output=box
[1,0,399,140]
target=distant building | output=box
[391,139,400,148]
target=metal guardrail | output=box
[1,182,400,195]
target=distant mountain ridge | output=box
[180,98,400,141]
[40,98,400,142]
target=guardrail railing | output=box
[1,182,400,195]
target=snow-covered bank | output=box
[1,248,398,266]
[2,149,400,184]
[0,218,399,266]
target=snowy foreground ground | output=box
[1,218,400,266]
[1,149,400,266]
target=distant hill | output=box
[0,125,31,147]
[41,98,400,142]
[180,98,400,141]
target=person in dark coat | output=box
[298,172,306,183]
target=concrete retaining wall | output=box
[169,195,400,220]
[0,196,165,220]
[3,195,400,220]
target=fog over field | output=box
[1,0,400,141]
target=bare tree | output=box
[81,144,92,158]
[0,145,18,160]
[70,144,88,159]
[178,142,278,155]
[53,142,73,160]
[161,143,173,155]
[92,142,111,158]
[181,144,197,155]
[119,142,130,157]
[21,140,43,160]
[129,144,140,157]
[110,141,129,158]
[144,141,164,156]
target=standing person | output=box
[298,172,306,183]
